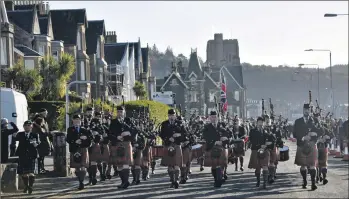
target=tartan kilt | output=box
[270,146,279,164]
[141,146,152,166]
[204,146,228,167]
[70,148,89,168]
[160,145,183,167]
[109,142,133,166]
[133,149,142,166]
[317,147,328,167]
[248,150,270,169]
[17,157,36,175]
[294,144,318,167]
[182,147,192,166]
[89,143,101,162]
[100,144,111,163]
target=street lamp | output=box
[65,81,96,132]
[324,13,348,17]
[298,64,320,105]
[304,49,334,114]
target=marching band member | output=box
[202,111,229,188]
[178,115,193,184]
[88,112,107,184]
[159,109,186,189]
[141,132,155,181]
[108,106,134,189]
[130,119,145,185]
[84,107,94,129]
[98,112,111,182]
[231,117,246,172]
[14,120,40,194]
[248,116,275,189]
[293,104,321,191]
[266,115,283,184]
[66,114,94,190]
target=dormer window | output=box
[190,76,196,85]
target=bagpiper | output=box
[130,118,145,185]
[108,106,135,189]
[159,109,187,189]
[201,110,229,188]
[230,117,246,172]
[66,114,94,190]
[178,115,194,184]
[293,103,321,190]
[248,116,276,189]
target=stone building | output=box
[206,33,246,118]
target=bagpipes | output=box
[262,98,266,117]
[269,98,274,119]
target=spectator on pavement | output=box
[1,118,19,163]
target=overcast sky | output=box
[49,1,348,68]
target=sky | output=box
[49,1,348,68]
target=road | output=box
[2,140,348,199]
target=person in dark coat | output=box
[32,117,51,173]
[1,118,19,163]
[13,120,40,194]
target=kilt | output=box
[270,146,279,164]
[17,157,36,175]
[294,144,318,167]
[160,145,183,167]
[89,143,101,162]
[204,146,228,167]
[100,144,111,163]
[182,147,192,166]
[141,146,152,166]
[110,142,133,166]
[133,149,143,166]
[248,149,270,169]
[317,147,328,167]
[70,148,89,168]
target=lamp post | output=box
[324,13,348,17]
[65,81,96,132]
[304,49,334,114]
[298,64,320,105]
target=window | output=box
[190,76,196,85]
[100,72,104,84]
[1,37,7,65]
[96,40,100,58]
[77,30,81,50]
[234,91,240,101]
[189,90,198,102]
[80,61,85,80]
[38,46,45,56]
[209,90,215,102]
[52,51,58,61]
[24,60,35,70]
[170,78,178,86]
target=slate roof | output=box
[86,20,105,55]
[38,16,48,35]
[185,51,203,80]
[227,65,244,87]
[7,10,35,34]
[128,45,133,59]
[210,71,220,82]
[104,43,127,65]
[128,42,139,62]
[50,9,88,45]
[15,45,41,57]
[141,47,149,73]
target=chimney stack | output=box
[105,31,117,44]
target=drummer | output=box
[201,111,229,188]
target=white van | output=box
[0,87,29,149]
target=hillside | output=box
[149,45,348,104]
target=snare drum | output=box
[279,146,289,162]
[192,141,205,160]
[151,145,165,159]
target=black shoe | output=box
[92,179,97,185]
[200,167,204,171]
[180,179,186,184]
[311,184,317,190]
[323,179,328,185]
[170,182,174,188]
[28,187,33,194]
[122,181,130,189]
[174,181,179,189]
[78,182,84,190]
[23,186,28,193]
[100,174,106,181]
[106,175,111,180]
[319,177,323,182]
[240,167,244,171]
[188,170,192,174]
[302,182,307,189]
[256,181,260,187]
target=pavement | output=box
[2,140,348,199]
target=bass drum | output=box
[279,146,289,162]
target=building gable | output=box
[204,72,219,88]
[161,72,188,90]
[32,10,40,34]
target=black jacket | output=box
[14,131,40,159]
